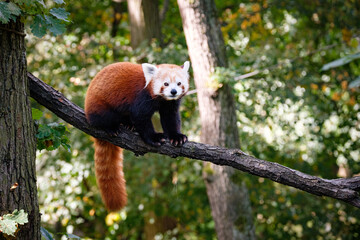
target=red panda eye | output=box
[177,82,181,86]
[164,82,169,86]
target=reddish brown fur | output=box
[94,139,127,211]
[85,62,146,117]
[84,62,184,211]
[85,62,145,211]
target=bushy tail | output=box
[94,139,127,211]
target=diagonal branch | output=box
[28,72,360,208]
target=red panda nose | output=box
[171,89,177,96]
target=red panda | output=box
[84,61,190,211]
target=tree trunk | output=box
[0,19,40,239]
[127,0,161,49]
[111,0,126,38]
[177,0,256,239]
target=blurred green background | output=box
[26,0,360,239]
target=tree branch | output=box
[28,72,360,208]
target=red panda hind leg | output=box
[94,139,127,211]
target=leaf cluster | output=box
[0,0,70,37]
[33,108,70,151]
[0,210,28,238]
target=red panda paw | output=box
[144,133,166,147]
[169,133,188,147]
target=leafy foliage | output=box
[0,0,70,37]
[0,2,21,24]
[32,108,70,151]
[0,210,28,237]
[321,52,360,71]
[25,0,360,239]
[40,226,54,240]
[36,122,70,151]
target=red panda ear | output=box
[142,63,158,88]
[182,61,190,72]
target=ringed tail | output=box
[94,139,127,211]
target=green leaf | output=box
[66,233,81,239]
[45,15,66,36]
[61,142,71,152]
[36,0,46,8]
[40,226,54,240]
[32,108,43,120]
[52,138,61,149]
[53,0,65,4]
[348,76,360,88]
[31,15,47,38]
[50,8,69,22]
[37,140,47,150]
[321,52,360,71]
[36,125,52,138]
[0,2,12,24]
[0,219,17,237]
[0,209,28,237]
[3,209,29,225]
[7,2,21,16]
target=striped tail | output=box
[94,139,127,211]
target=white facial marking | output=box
[150,63,190,100]
[163,82,183,100]
[142,63,158,88]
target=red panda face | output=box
[142,61,190,100]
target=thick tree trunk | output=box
[0,20,40,239]
[177,0,256,239]
[127,0,161,49]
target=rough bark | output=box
[0,20,40,239]
[127,0,161,49]
[28,73,360,209]
[177,0,255,239]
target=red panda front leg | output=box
[130,91,166,146]
[132,115,166,146]
[159,100,188,146]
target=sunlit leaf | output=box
[40,227,54,240]
[321,52,360,71]
[348,76,360,88]
[30,15,47,38]
[32,108,43,120]
[50,8,70,22]
[53,0,65,4]
[6,2,21,16]
[0,219,17,237]
[66,233,81,239]
[0,2,11,24]
[36,0,46,8]
[45,15,66,36]
[0,210,28,237]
